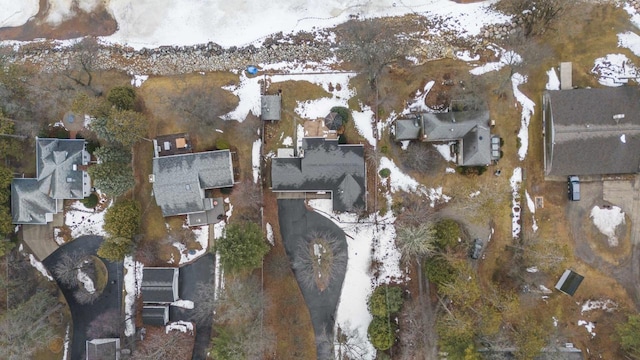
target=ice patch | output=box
[590,206,625,247]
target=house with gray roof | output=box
[86,338,120,360]
[141,267,179,304]
[151,148,234,225]
[543,86,640,178]
[11,138,91,224]
[271,137,366,212]
[393,110,495,166]
[142,305,170,326]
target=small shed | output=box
[555,269,584,296]
[141,268,179,303]
[142,305,170,326]
[86,338,120,360]
[261,94,281,121]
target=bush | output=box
[97,237,133,262]
[216,222,270,273]
[457,166,487,176]
[338,134,347,144]
[81,193,99,208]
[380,145,389,155]
[378,168,391,178]
[433,219,461,250]
[424,256,457,285]
[104,199,141,239]
[367,285,404,317]
[330,106,351,123]
[367,316,397,351]
[107,86,136,111]
[216,138,230,150]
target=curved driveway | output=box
[43,235,123,360]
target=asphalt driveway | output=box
[278,199,348,360]
[42,235,123,360]
[170,253,215,360]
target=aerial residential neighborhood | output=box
[2,0,640,360]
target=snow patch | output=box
[65,200,110,238]
[621,134,627,143]
[469,50,521,75]
[166,321,194,334]
[282,136,293,147]
[546,67,560,90]
[173,225,210,265]
[581,299,618,314]
[592,53,638,87]
[590,206,625,247]
[252,139,262,184]
[433,143,456,162]
[124,256,144,336]
[403,81,435,114]
[77,269,96,294]
[511,73,535,161]
[351,105,377,147]
[510,168,522,239]
[0,0,38,27]
[578,320,596,337]
[266,223,274,246]
[131,74,149,88]
[171,300,195,309]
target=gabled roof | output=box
[36,138,88,199]
[544,87,640,176]
[555,269,584,296]
[152,150,234,216]
[393,118,421,141]
[141,267,179,303]
[461,125,492,166]
[11,178,58,224]
[86,338,120,360]
[271,138,366,212]
[12,138,90,224]
[261,95,281,121]
[142,305,170,326]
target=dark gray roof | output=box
[261,95,281,121]
[393,118,421,141]
[544,87,640,176]
[12,138,89,225]
[555,269,584,296]
[152,150,234,216]
[325,112,343,131]
[421,111,492,166]
[11,178,58,224]
[36,138,88,199]
[86,338,120,360]
[141,268,179,303]
[142,305,169,326]
[271,138,366,212]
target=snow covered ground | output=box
[510,168,522,239]
[592,53,639,87]
[581,299,618,314]
[0,0,38,27]
[511,73,535,161]
[166,320,194,334]
[469,47,521,75]
[123,255,143,336]
[77,269,96,293]
[172,225,210,265]
[65,200,110,238]
[379,156,450,206]
[590,206,625,247]
[252,139,261,183]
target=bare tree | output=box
[395,191,435,228]
[132,327,193,360]
[397,298,438,360]
[192,282,217,326]
[66,37,101,94]
[171,83,236,128]
[73,287,100,305]
[292,231,347,292]
[230,179,263,216]
[497,0,564,37]
[215,275,264,324]
[53,252,89,288]
[400,142,446,175]
[336,19,411,87]
[331,323,369,360]
[87,309,121,339]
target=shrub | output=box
[104,199,141,239]
[81,193,99,208]
[378,168,391,178]
[107,86,136,111]
[424,256,457,285]
[367,316,397,351]
[338,134,347,144]
[216,138,230,150]
[367,285,404,317]
[216,222,270,273]
[380,145,389,155]
[433,219,461,250]
[330,106,351,123]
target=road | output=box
[42,235,123,360]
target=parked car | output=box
[470,238,483,259]
[568,175,580,201]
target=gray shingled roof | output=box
[544,87,640,176]
[152,150,234,216]
[142,305,169,326]
[271,138,365,212]
[555,269,584,296]
[11,178,58,224]
[11,138,89,225]
[420,111,492,166]
[261,95,281,121]
[86,338,120,360]
[36,138,88,199]
[141,268,179,303]
[393,118,421,141]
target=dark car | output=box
[568,176,580,201]
[470,238,483,259]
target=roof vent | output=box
[72,164,78,171]
[185,184,191,190]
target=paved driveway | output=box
[42,235,123,360]
[170,254,215,360]
[278,199,347,360]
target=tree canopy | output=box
[617,314,640,359]
[107,86,136,111]
[97,237,133,262]
[88,162,134,198]
[367,285,404,317]
[90,109,148,147]
[216,222,270,273]
[104,200,141,239]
